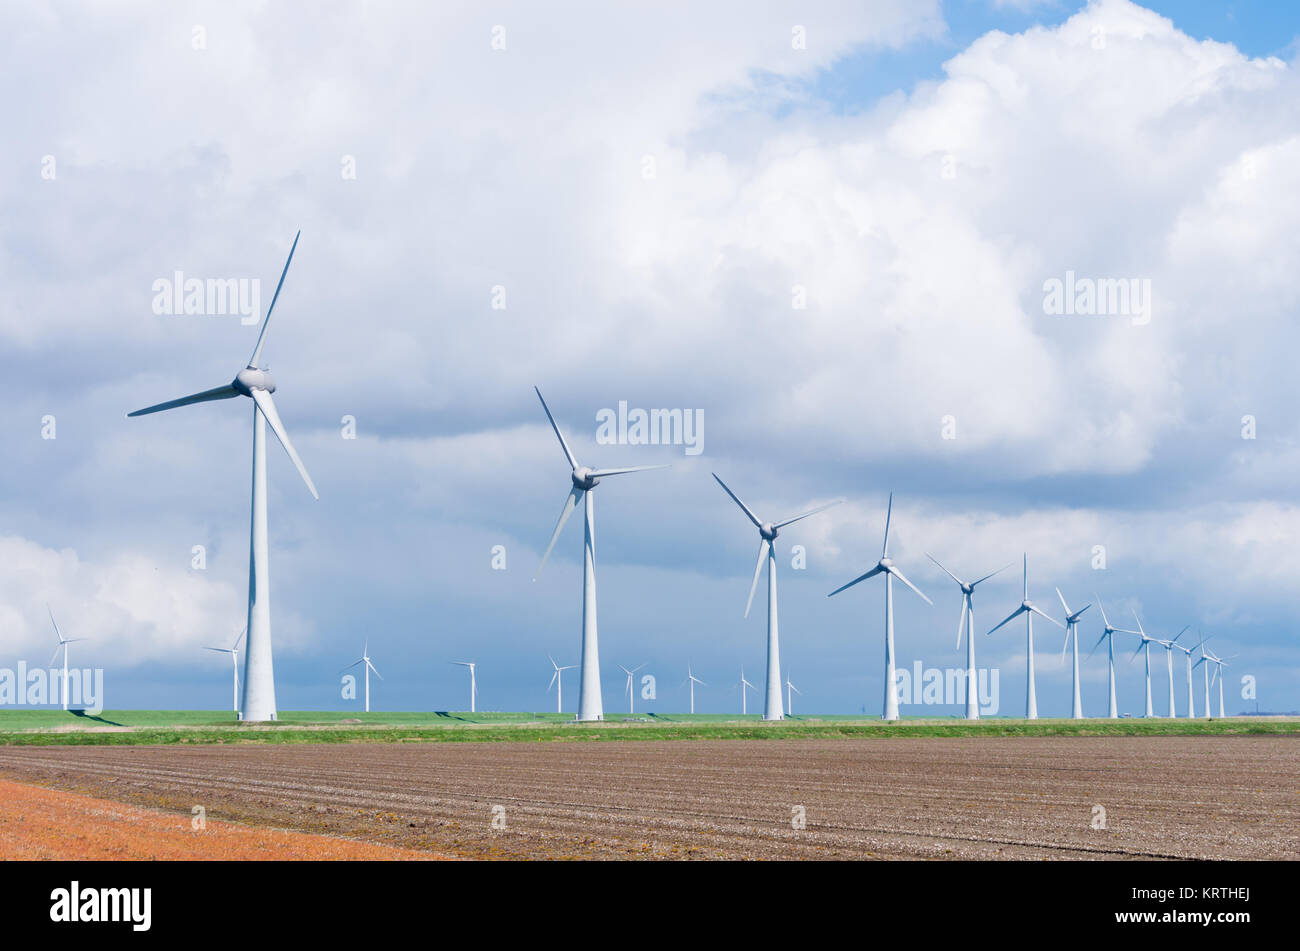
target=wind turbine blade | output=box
[1096,596,1110,630]
[248,230,301,369]
[341,659,364,673]
[1172,625,1189,645]
[1087,631,1107,658]
[881,493,893,558]
[744,539,769,619]
[986,606,1025,636]
[772,497,844,530]
[367,659,382,679]
[250,389,318,499]
[128,383,241,418]
[711,473,761,528]
[1061,626,1072,661]
[971,563,1014,587]
[590,464,670,478]
[887,567,932,605]
[956,597,968,649]
[828,564,885,597]
[548,671,558,691]
[548,654,559,670]
[534,387,577,470]
[233,626,247,650]
[48,645,62,667]
[1029,605,1063,629]
[926,553,965,588]
[1056,587,1071,618]
[536,487,583,577]
[46,604,63,642]
[205,647,233,653]
[1131,609,1146,636]
[790,684,801,695]
[1022,553,1028,601]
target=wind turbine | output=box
[533,387,667,722]
[616,663,643,716]
[785,674,801,715]
[684,666,706,715]
[1153,626,1189,718]
[1199,649,1235,718]
[204,627,247,716]
[828,494,932,722]
[713,474,842,722]
[46,606,87,712]
[549,655,578,714]
[1193,640,1219,718]
[1123,611,1157,718]
[1168,633,1207,718]
[128,232,317,722]
[986,555,1062,719]
[451,661,477,713]
[1089,599,1136,719]
[736,666,756,716]
[1055,590,1091,720]
[341,642,382,713]
[927,555,1011,720]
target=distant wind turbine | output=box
[342,642,382,713]
[1153,626,1190,718]
[1123,611,1157,719]
[785,674,801,715]
[46,606,87,713]
[986,555,1062,720]
[1055,590,1091,720]
[736,666,756,716]
[451,661,478,713]
[1193,640,1223,719]
[1200,649,1234,719]
[617,663,643,715]
[829,494,932,722]
[1168,633,1208,718]
[205,627,247,716]
[549,655,578,714]
[714,474,842,721]
[533,387,667,722]
[1089,599,1134,719]
[684,666,706,715]
[928,555,1011,720]
[128,232,317,722]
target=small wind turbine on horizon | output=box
[533,387,667,722]
[1089,599,1136,719]
[928,555,1011,720]
[451,661,478,713]
[684,666,706,715]
[1123,611,1158,718]
[617,662,643,715]
[549,655,578,714]
[205,627,247,717]
[46,606,86,713]
[1153,626,1190,718]
[1169,633,1208,718]
[986,555,1062,720]
[785,673,801,715]
[736,666,756,716]
[1056,589,1091,720]
[1198,649,1234,718]
[713,474,842,721]
[829,494,931,722]
[342,642,382,713]
[128,232,317,723]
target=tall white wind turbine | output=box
[1089,599,1135,719]
[550,655,578,714]
[986,556,1062,720]
[684,666,706,715]
[736,666,756,716]
[928,555,1011,720]
[451,661,477,713]
[342,642,382,714]
[533,387,667,722]
[1123,611,1157,718]
[617,663,643,716]
[713,474,842,721]
[1193,640,1218,718]
[785,674,801,715]
[1199,650,1234,718]
[46,606,87,713]
[128,232,317,722]
[828,494,932,722]
[1055,590,1091,720]
[1153,626,1189,718]
[204,627,247,717]
[1169,634,1207,718]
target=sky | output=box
[2,0,1298,717]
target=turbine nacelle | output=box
[760,522,778,541]
[570,465,600,491]
[233,366,276,396]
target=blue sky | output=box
[2,0,1298,718]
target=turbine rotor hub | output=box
[571,466,599,490]
[234,367,276,396]
[760,522,777,540]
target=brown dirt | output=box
[0,736,1296,860]
[0,776,440,860]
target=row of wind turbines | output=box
[127,234,1241,723]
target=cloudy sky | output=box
[3,0,1298,716]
